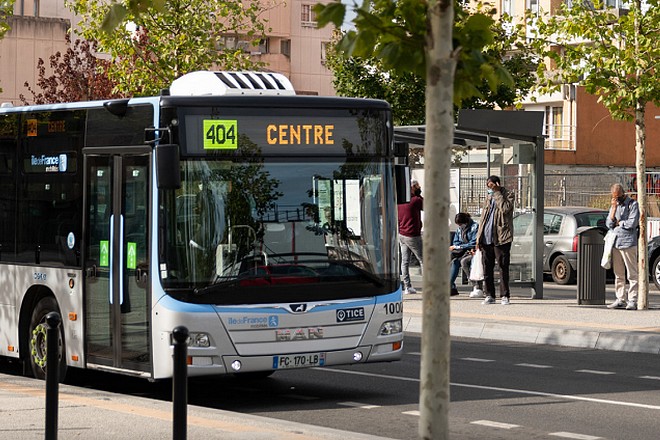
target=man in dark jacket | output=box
[398,180,423,295]
[476,175,515,305]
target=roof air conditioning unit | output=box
[169,71,296,96]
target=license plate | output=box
[273,352,326,369]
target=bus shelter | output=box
[394,109,546,298]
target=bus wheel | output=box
[28,297,67,381]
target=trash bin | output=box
[577,227,606,305]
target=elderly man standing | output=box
[606,183,640,310]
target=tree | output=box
[69,0,270,96]
[315,1,514,438]
[325,11,535,125]
[529,0,660,310]
[20,35,122,105]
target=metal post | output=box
[45,312,61,440]
[172,326,189,440]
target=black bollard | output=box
[45,312,62,440]
[172,326,189,440]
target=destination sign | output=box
[266,124,334,145]
[182,109,388,157]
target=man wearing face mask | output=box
[398,180,423,295]
[476,175,515,305]
[606,183,640,310]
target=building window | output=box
[301,4,317,27]
[502,0,512,15]
[527,0,539,15]
[321,41,331,65]
[281,39,291,57]
[544,106,573,150]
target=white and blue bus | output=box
[0,71,405,380]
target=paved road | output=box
[28,333,659,440]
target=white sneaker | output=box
[404,287,417,295]
[469,289,484,298]
[626,301,637,310]
[501,297,510,305]
[482,296,495,305]
[607,299,626,309]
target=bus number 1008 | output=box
[383,302,402,315]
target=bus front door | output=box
[84,152,151,374]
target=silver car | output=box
[512,207,608,284]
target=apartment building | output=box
[505,0,660,168]
[0,0,335,105]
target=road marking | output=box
[516,363,553,369]
[575,369,615,375]
[471,420,520,429]
[402,410,420,416]
[312,368,420,383]
[460,357,495,363]
[639,375,660,381]
[318,368,660,411]
[407,352,421,356]
[453,382,660,411]
[338,401,380,409]
[549,432,602,440]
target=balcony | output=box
[544,124,576,151]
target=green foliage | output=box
[316,0,518,107]
[323,9,535,124]
[70,0,269,96]
[528,0,660,121]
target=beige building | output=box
[0,0,335,105]
[495,0,660,168]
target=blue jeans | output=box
[400,234,423,289]
[450,253,483,289]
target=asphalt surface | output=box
[2,274,660,439]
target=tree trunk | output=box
[418,0,455,439]
[635,99,648,310]
[633,0,647,310]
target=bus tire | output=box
[27,297,67,381]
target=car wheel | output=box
[551,255,576,285]
[652,255,660,291]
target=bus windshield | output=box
[161,159,397,304]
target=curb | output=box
[404,315,660,355]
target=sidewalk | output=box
[404,272,660,355]
[0,370,392,440]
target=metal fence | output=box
[459,170,660,216]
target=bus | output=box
[0,71,406,380]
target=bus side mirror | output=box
[395,165,411,204]
[155,144,181,189]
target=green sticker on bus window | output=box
[100,240,109,267]
[203,120,238,149]
[127,242,137,269]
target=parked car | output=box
[647,236,660,291]
[511,207,609,284]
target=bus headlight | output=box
[379,319,402,335]
[188,332,211,347]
